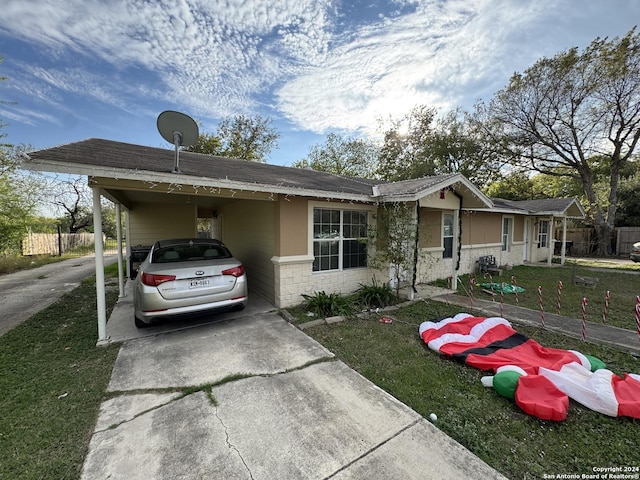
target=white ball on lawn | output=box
[429,413,437,422]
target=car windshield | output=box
[152,243,232,263]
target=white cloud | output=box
[1,0,638,141]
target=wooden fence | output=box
[22,232,101,256]
[554,227,640,256]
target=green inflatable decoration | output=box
[479,282,525,294]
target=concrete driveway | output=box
[82,300,507,479]
[0,254,118,336]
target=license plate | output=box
[189,278,211,289]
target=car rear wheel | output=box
[135,316,151,328]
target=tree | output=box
[615,160,640,226]
[49,177,93,233]
[377,105,438,181]
[185,115,280,163]
[0,65,40,254]
[483,171,535,200]
[475,28,640,255]
[377,106,501,187]
[293,133,379,178]
[184,132,222,155]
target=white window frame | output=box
[310,204,370,272]
[538,219,550,248]
[442,212,454,259]
[502,216,513,252]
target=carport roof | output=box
[490,197,585,218]
[23,138,491,206]
[25,138,382,197]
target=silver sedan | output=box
[133,238,248,328]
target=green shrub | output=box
[356,277,396,309]
[301,291,354,318]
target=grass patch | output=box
[433,262,640,330]
[0,272,121,480]
[303,300,640,479]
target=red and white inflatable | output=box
[419,313,640,421]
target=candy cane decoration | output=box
[511,275,519,306]
[602,291,611,324]
[446,276,452,305]
[557,280,563,315]
[484,272,494,302]
[636,296,640,343]
[500,282,505,317]
[581,297,588,341]
[538,285,545,326]
[469,276,475,308]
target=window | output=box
[502,217,513,252]
[443,213,454,259]
[313,208,367,272]
[538,220,549,248]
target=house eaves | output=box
[487,198,586,218]
[375,173,493,209]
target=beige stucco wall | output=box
[275,195,308,256]
[462,211,501,245]
[219,199,276,303]
[129,203,197,246]
[513,215,524,242]
[418,209,442,248]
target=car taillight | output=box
[222,265,245,277]
[141,272,176,287]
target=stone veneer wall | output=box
[272,255,383,308]
[415,243,527,284]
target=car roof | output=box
[154,238,225,248]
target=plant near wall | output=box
[301,291,354,318]
[356,277,396,309]
[367,202,420,300]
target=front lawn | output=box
[0,265,121,480]
[302,301,640,479]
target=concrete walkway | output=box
[82,300,507,479]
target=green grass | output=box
[433,262,640,330]
[303,301,640,480]
[0,269,121,480]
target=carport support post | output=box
[92,188,108,344]
[115,203,125,298]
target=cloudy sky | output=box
[1,0,638,166]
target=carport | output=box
[24,139,291,344]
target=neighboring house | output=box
[23,139,584,342]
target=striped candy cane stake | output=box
[446,276,452,305]
[538,285,545,326]
[636,296,640,343]
[484,272,494,302]
[602,291,611,324]
[469,277,475,308]
[581,297,588,341]
[511,275,519,306]
[500,282,505,317]
[557,280,563,315]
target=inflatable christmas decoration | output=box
[419,313,640,421]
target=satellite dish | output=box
[157,110,199,173]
